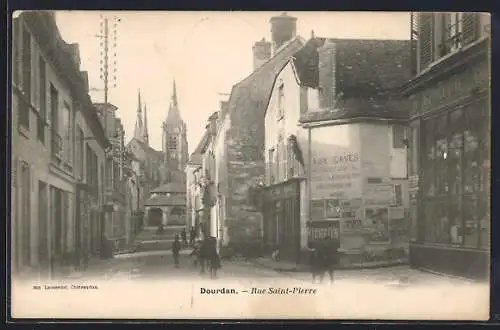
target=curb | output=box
[251,259,409,273]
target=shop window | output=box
[423,119,436,197]
[449,109,463,196]
[435,116,448,195]
[449,199,463,244]
[463,196,479,247]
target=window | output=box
[21,25,31,102]
[277,82,284,120]
[392,124,406,149]
[168,135,178,149]
[50,84,62,157]
[77,128,84,180]
[61,102,72,164]
[442,13,463,54]
[409,124,419,175]
[20,162,31,266]
[419,101,489,249]
[268,148,275,184]
[12,18,20,85]
[37,56,46,143]
[394,184,403,206]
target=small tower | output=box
[143,103,149,145]
[133,89,144,142]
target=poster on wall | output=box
[307,220,340,247]
[310,126,362,201]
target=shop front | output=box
[405,39,490,279]
[262,178,302,263]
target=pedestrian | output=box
[190,240,202,267]
[189,226,196,246]
[205,236,221,279]
[172,234,182,268]
[181,228,188,246]
[310,234,340,284]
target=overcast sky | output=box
[55,11,410,153]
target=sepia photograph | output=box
[10,10,491,320]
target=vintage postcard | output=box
[10,11,491,320]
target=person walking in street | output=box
[205,236,221,279]
[189,226,196,246]
[190,239,202,268]
[172,234,182,268]
[310,233,340,284]
[181,228,188,246]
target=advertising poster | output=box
[310,125,362,201]
[307,220,340,246]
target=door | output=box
[278,197,301,262]
[38,181,49,278]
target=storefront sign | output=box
[307,220,339,244]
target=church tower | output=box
[143,103,149,145]
[162,80,189,173]
[133,89,144,142]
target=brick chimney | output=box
[270,12,297,53]
[252,38,272,71]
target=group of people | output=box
[170,226,221,278]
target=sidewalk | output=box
[251,257,408,273]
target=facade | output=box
[11,12,111,279]
[263,36,412,264]
[403,12,491,279]
[143,183,187,228]
[210,13,306,254]
[94,103,129,249]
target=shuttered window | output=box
[462,13,480,45]
[418,13,434,70]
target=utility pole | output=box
[97,14,120,105]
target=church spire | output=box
[143,103,149,145]
[134,89,144,141]
[166,79,183,127]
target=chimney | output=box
[252,38,272,70]
[220,100,229,114]
[270,12,297,53]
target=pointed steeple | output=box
[166,79,183,127]
[143,103,149,145]
[134,89,144,141]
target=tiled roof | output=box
[225,36,306,143]
[293,37,411,123]
[144,194,186,207]
[151,182,186,193]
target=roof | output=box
[290,37,411,123]
[127,137,162,159]
[187,153,203,166]
[151,182,186,193]
[144,194,186,207]
[224,36,306,139]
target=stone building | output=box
[403,12,490,279]
[11,11,111,279]
[263,36,411,264]
[143,182,187,228]
[205,13,306,254]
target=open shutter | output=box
[462,13,480,45]
[418,13,434,70]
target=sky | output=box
[55,11,410,154]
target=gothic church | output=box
[127,81,188,191]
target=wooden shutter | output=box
[418,13,434,70]
[462,13,480,45]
